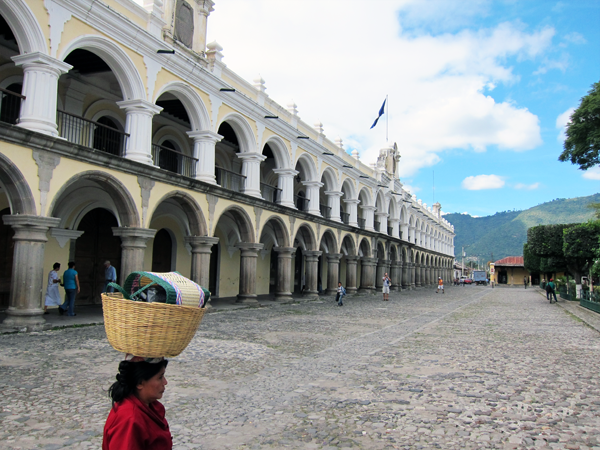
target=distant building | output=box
[492,257,530,286]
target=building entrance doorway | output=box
[75,208,121,304]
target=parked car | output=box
[460,277,473,285]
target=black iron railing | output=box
[261,183,282,203]
[341,212,350,225]
[374,221,380,232]
[320,204,331,219]
[388,226,393,236]
[151,144,197,177]
[57,110,128,156]
[295,195,309,212]
[0,87,24,125]
[358,218,366,229]
[215,167,246,191]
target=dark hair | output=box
[68,261,76,269]
[53,262,61,269]
[108,359,169,405]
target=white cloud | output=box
[556,107,575,142]
[462,174,505,190]
[204,1,549,178]
[564,32,587,45]
[514,182,540,190]
[582,167,600,180]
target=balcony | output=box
[374,221,380,232]
[295,195,309,212]
[151,144,197,178]
[388,226,393,236]
[341,212,350,225]
[261,183,282,203]
[320,204,332,219]
[57,110,128,156]
[0,87,24,125]
[358,218,366,229]
[215,167,246,192]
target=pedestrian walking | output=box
[524,276,528,289]
[336,281,346,306]
[103,356,172,449]
[44,262,62,314]
[382,273,391,301]
[546,278,557,303]
[104,260,117,293]
[59,261,80,316]
[437,277,444,294]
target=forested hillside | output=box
[445,193,600,262]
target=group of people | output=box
[43,260,117,316]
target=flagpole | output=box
[386,94,389,143]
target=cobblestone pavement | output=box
[1,286,599,450]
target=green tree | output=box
[523,243,541,274]
[559,81,600,170]
[527,224,572,275]
[563,222,600,277]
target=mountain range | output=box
[444,193,600,264]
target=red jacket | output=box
[103,396,172,450]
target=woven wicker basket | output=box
[123,271,208,307]
[102,293,205,358]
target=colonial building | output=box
[0,0,455,331]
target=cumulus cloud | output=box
[514,182,540,190]
[556,107,575,142]
[202,1,549,177]
[462,174,505,190]
[582,167,600,180]
[563,32,587,45]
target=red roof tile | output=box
[494,256,524,267]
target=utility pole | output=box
[461,246,464,277]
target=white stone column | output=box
[187,130,222,184]
[344,199,360,227]
[325,191,343,222]
[389,218,400,238]
[236,152,266,198]
[12,53,72,137]
[302,181,323,216]
[361,206,376,231]
[273,168,298,208]
[117,100,163,165]
[375,212,388,233]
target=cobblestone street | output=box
[1,286,599,450]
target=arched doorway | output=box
[75,208,121,304]
[151,228,173,272]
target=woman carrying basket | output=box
[103,355,172,450]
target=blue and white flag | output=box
[370,98,386,129]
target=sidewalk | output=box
[534,287,600,334]
[0,293,321,333]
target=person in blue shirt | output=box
[336,281,346,307]
[104,260,117,293]
[59,261,80,316]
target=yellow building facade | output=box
[0,0,455,331]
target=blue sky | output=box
[205,0,600,216]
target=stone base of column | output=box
[346,287,357,295]
[1,308,51,332]
[325,288,337,295]
[236,294,259,304]
[302,291,319,299]
[274,292,293,302]
[358,287,375,294]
